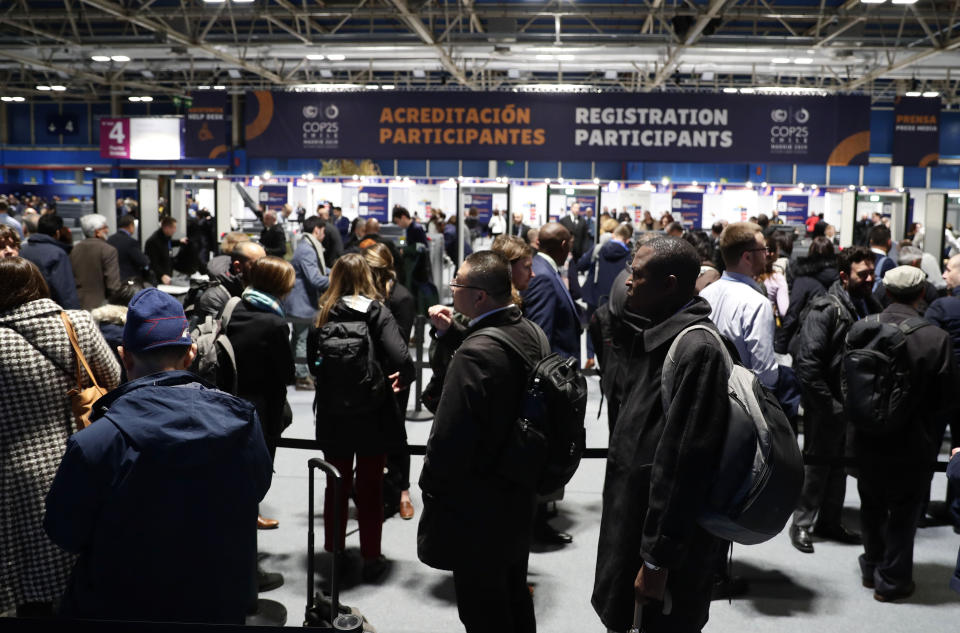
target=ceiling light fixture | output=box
[36,85,51,91]
[382,84,395,90]
[922,90,940,98]
[227,69,242,79]
[326,54,346,61]
[128,96,142,102]
[413,69,426,78]
[739,88,756,94]
[213,85,226,90]
[891,0,919,4]
[905,90,922,97]
[111,55,130,62]
[306,54,325,61]
[140,96,153,102]
[793,57,814,64]
[859,0,886,4]
[91,55,111,62]
[722,87,738,94]
[50,85,66,91]
[771,58,791,64]
[198,85,211,90]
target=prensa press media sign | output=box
[245,91,871,165]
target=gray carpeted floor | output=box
[257,363,960,632]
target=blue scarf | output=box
[242,287,285,318]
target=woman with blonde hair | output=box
[307,253,415,581]
[491,235,535,305]
[362,242,418,520]
[225,255,297,529]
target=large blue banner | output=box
[892,96,940,167]
[245,91,871,165]
[185,92,228,159]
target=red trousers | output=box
[323,453,386,560]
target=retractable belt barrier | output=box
[275,438,950,473]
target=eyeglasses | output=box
[449,280,487,292]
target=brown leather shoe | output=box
[257,515,279,530]
[399,499,415,520]
[584,358,595,370]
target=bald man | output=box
[358,217,405,280]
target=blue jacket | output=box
[43,371,272,623]
[283,238,329,319]
[335,215,351,242]
[577,239,631,307]
[21,233,81,309]
[442,223,472,264]
[925,288,960,367]
[521,253,581,362]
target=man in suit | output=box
[70,213,121,310]
[559,203,592,261]
[259,209,287,258]
[20,213,81,309]
[145,216,182,285]
[108,214,151,280]
[333,206,350,243]
[418,250,542,633]
[315,205,343,265]
[511,211,533,244]
[520,222,581,545]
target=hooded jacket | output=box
[43,371,273,624]
[777,255,838,354]
[577,238,632,307]
[592,296,730,632]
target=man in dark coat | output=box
[259,209,286,258]
[852,266,957,601]
[44,288,273,624]
[778,237,837,355]
[418,251,544,633]
[333,206,350,243]
[107,214,151,280]
[316,205,344,265]
[559,202,592,261]
[592,236,730,633]
[20,213,80,309]
[790,246,881,554]
[144,216,180,285]
[521,222,581,363]
[925,253,960,529]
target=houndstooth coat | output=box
[0,298,120,611]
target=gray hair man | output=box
[71,213,121,310]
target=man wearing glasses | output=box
[698,222,779,389]
[418,251,544,633]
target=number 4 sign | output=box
[99,118,131,158]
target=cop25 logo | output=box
[303,106,319,119]
[771,109,788,123]
[794,108,810,124]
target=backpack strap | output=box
[220,295,242,329]
[217,296,242,394]
[897,316,931,336]
[661,323,733,413]
[466,319,549,372]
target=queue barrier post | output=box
[406,314,434,422]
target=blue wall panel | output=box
[460,160,488,177]
[829,165,859,186]
[766,164,793,184]
[903,167,927,188]
[496,160,525,178]
[561,161,591,179]
[796,164,827,185]
[527,161,558,179]
[8,103,31,144]
[862,164,890,187]
[942,112,960,157]
[373,159,395,176]
[429,160,458,177]
[930,166,960,189]
[61,103,89,144]
[397,159,426,176]
[594,161,622,180]
[870,110,893,156]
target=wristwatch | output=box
[644,561,661,571]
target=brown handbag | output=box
[60,312,108,432]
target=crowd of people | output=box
[1,191,959,633]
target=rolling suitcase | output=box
[304,457,366,632]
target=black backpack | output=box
[842,314,929,435]
[467,321,588,494]
[311,317,387,417]
[662,325,803,545]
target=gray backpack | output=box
[662,324,803,545]
[190,296,240,394]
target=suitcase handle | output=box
[308,457,343,626]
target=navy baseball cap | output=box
[123,288,193,353]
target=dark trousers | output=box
[323,453,387,560]
[453,554,535,633]
[639,535,725,633]
[793,409,846,529]
[858,469,927,595]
